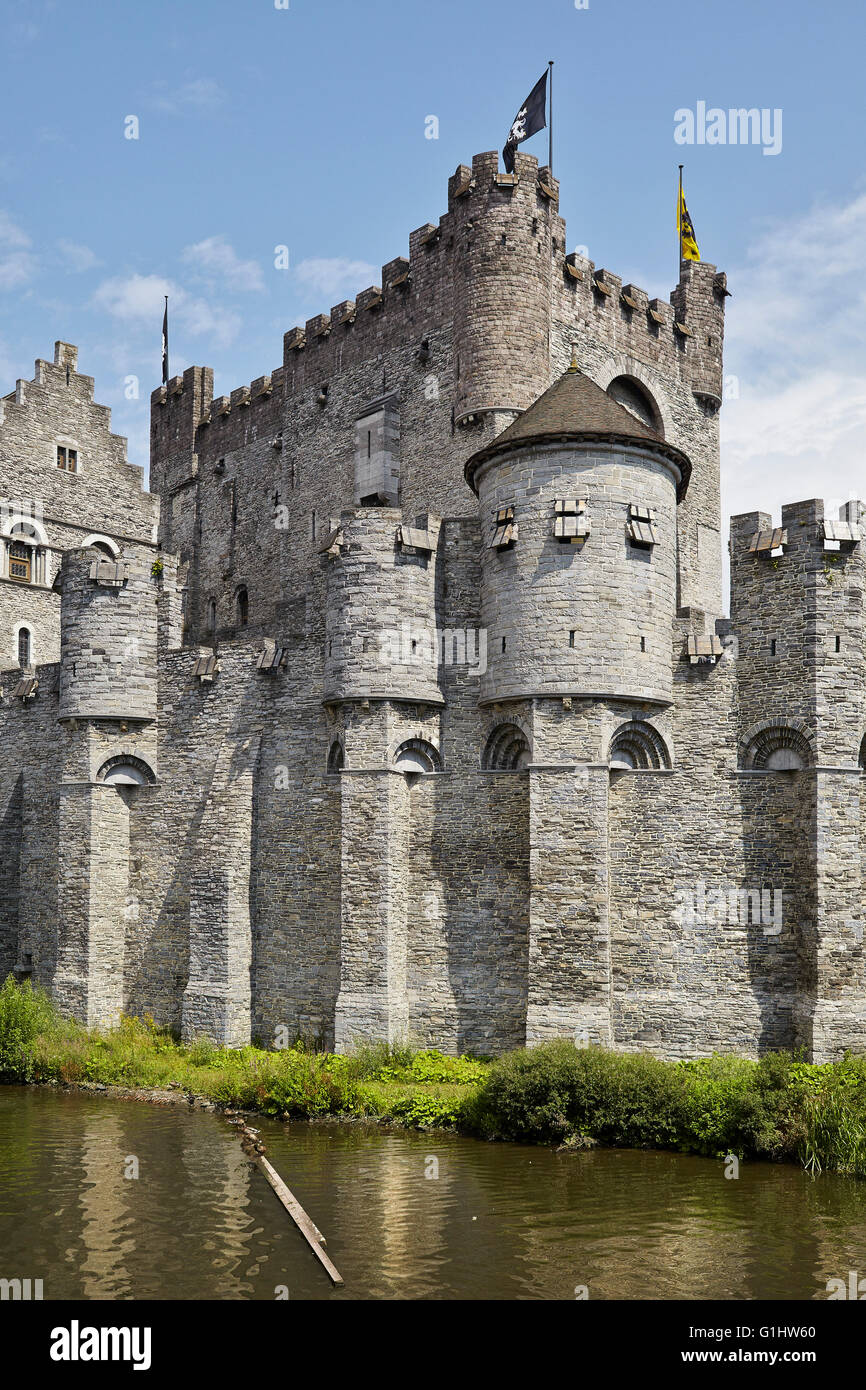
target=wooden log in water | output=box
[236,1125,344,1286]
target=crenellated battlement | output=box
[256,149,724,410]
[729,497,866,769]
[729,497,865,557]
[150,365,285,420]
[148,151,726,472]
[148,150,728,638]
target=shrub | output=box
[343,1040,418,1081]
[186,1036,217,1068]
[676,1052,797,1158]
[466,1040,686,1147]
[468,1042,866,1173]
[407,1050,487,1085]
[0,976,59,1079]
[385,1092,469,1129]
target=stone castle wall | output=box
[0,150,861,1062]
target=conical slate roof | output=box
[464,363,692,499]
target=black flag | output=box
[503,71,548,173]
[161,296,169,385]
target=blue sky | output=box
[2,0,865,564]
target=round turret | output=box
[324,509,442,706]
[465,364,691,707]
[59,546,158,722]
[450,151,558,425]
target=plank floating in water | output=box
[235,1123,344,1286]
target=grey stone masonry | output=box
[0,150,861,1061]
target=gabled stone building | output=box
[1,151,863,1062]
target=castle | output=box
[1,149,863,1064]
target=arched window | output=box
[82,534,120,559]
[9,540,31,583]
[236,588,249,628]
[393,738,441,776]
[3,517,48,586]
[103,763,149,786]
[327,740,345,773]
[609,720,671,770]
[740,724,812,771]
[482,722,531,770]
[96,754,155,787]
[206,598,217,634]
[606,376,663,436]
[17,627,31,668]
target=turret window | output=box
[553,498,590,543]
[606,376,662,434]
[740,723,812,771]
[17,627,31,668]
[236,588,249,627]
[491,506,517,550]
[393,738,442,776]
[627,505,657,548]
[96,754,156,786]
[327,741,345,774]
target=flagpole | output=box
[548,60,554,174]
[677,165,683,282]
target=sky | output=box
[1,0,865,598]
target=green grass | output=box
[4,976,866,1174]
[0,977,481,1128]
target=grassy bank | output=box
[3,977,866,1177]
[0,976,483,1128]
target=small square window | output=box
[749,527,787,556]
[627,505,657,548]
[57,445,78,472]
[553,498,590,542]
[193,655,219,681]
[491,506,517,550]
[687,634,723,664]
[397,525,433,556]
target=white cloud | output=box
[0,252,34,290]
[293,257,379,300]
[177,298,240,345]
[181,235,264,292]
[0,211,30,249]
[91,273,240,349]
[0,210,35,290]
[721,188,866,528]
[149,78,225,115]
[57,239,100,273]
[92,273,171,321]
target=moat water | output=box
[2,1085,866,1300]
